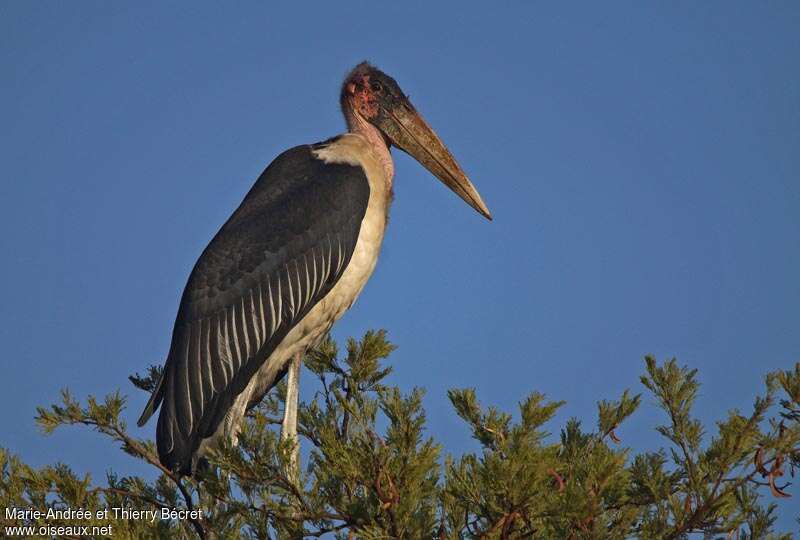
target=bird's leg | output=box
[281,351,302,482]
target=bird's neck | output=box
[345,110,395,185]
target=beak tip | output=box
[475,203,492,221]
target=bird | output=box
[137,61,491,475]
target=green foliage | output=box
[1,334,798,539]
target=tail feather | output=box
[137,372,166,427]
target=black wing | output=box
[138,142,370,473]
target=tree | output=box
[1,330,798,539]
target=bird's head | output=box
[341,62,492,220]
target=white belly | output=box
[196,133,391,457]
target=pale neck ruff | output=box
[344,109,395,184]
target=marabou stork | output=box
[137,62,491,475]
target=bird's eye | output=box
[370,82,383,93]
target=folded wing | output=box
[137,142,370,473]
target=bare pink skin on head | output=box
[345,74,380,119]
[341,71,394,183]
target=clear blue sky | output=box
[2,1,798,530]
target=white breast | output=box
[311,133,392,320]
[197,134,392,457]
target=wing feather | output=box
[192,322,205,424]
[217,312,232,384]
[206,316,225,393]
[255,283,266,343]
